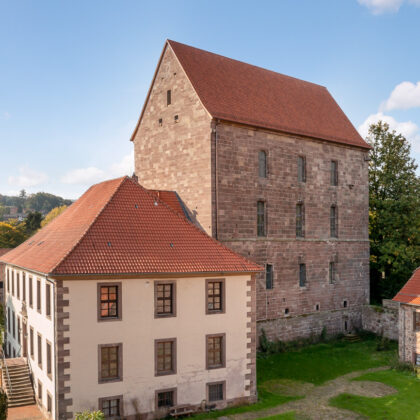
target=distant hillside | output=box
[0,191,73,216]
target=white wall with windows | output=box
[4,265,56,419]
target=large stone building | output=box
[132,40,371,341]
[1,177,261,419]
[393,267,420,366]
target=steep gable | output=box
[393,267,420,305]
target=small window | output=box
[298,156,306,182]
[29,276,33,308]
[12,271,15,296]
[330,206,338,238]
[206,334,225,369]
[100,397,122,418]
[37,279,41,312]
[296,203,304,237]
[316,304,320,311]
[167,89,172,106]
[6,269,9,293]
[155,339,176,376]
[206,279,225,314]
[174,115,179,123]
[46,340,52,378]
[98,283,121,321]
[208,382,225,402]
[156,389,176,409]
[413,312,420,332]
[38,380,42,404]
[30,327,34,359]
[16,272,20,300]
[331,160,338,186]
[343,300,348,308]
[257,201,266,237]
[266,264,273,290]
[158,118,163,127]
[155,282,176,317]
[22,273,26,303]
[329,262,335,284]
[285,308,289,315]
[99,344,122,382]
[258,151,267,178]
[37,333,42,368]
[46,283,51,318]
[299,263,306,287]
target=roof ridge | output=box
[130,178,261,271]
[49,176,127,275]
[167,39,326,89]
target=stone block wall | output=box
[362,299,399,340]
[399,304,420,364]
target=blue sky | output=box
[1,0,420,199]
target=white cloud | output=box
[110,151,134,177]
[381,81,420,111]
[358,112,420,153]
[358,0,420,13]
[8,166,48,188]
[358,0,404,13]
[61,167,105,185]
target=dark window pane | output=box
[299,264,306,287]
[257,201,266,237]
[258,151,267,178]
[330,206,337,238]
[331,161,338,186]
[101,346,119,379]
[156,284,174,315]
[329,262,335,284]
[207,281,223,312]
[298,156,306,182]
[266,264,273,289]
[100,285,119,318]
[208,383,224,402]
[296,204,304,237]
[158,391,174,408]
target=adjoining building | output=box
[131,40,371,341]
[1,176,262,419]
[393,267,420,366]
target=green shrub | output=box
[74,410,105,420]
[390,358,415,373]
[376,335,392,351]
[0,389,7,420]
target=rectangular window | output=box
[22,273,26,303]
[329,262,335,284]
[46,340,52,378]
[37,279,41,313]
[155,339,176,376]
[38,380,42,404]
[207,382,225,402]
[30,327,34,359]
[266,264,273,289]
[99,344,122,382]
[29,276,33,308]
[257,201,266,237]
[46,283,51,318]
[12,311,15,339]
[414,312,420,332]
[258,150,267,178]
[17,317,21,345]
[206,334,225,369]
[12,271,15,296]
[330,206,338,238]
[155,282,176,317]
[296,203,304,237]
[299,263,306,287]
[7,307,10,333]
[47,392,52,414]
[16,272,20,300]
[6,269,9,293]
[37,333,42,368]
[331,160,338,186]
[167,89,171,106]
[98,283,121,321]
[298,156,306,182]
[156,389,176,409]
[206,279,225,314]
[100,397,122,417]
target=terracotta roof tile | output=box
[0,177,262,276]
[0,249,11,257]
[393,267,420,305]
[147,190,186,217]
[155,40,369,149]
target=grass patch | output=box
[258,338,396,385]
[330,369,420,419]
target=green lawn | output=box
[330,369,420,419]
[258,338,397,385]
[192,337,397,419]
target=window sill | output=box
[98,377,123,384]
[98,317,122,323]
[155,371,176,377]
[154,313,176,319]
[206,310,225,315]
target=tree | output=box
[25,211,43,234]
[19,189,26,198]
[368,121,420,303]
[0,221,28,248]
[0,389,7,420]
[41,206,67,228]
[25,192,72,213]
[74,411,104,420]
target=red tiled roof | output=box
[0,177,262,276]
[148,190,185,217]
[393,267,420,305]
[132,40,369,149]
[0,249,11,258]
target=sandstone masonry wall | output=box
[362,299,399,340]
[399,304,420,363]
[133,45,213,234]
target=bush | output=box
[74,411,105,420]
[376,336,392,351]
[0,389,7,420]
[390,358,415,373]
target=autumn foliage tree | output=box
[368,121,420,302]
[0,220,27,248]
[41,205,67,228]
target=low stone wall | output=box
[362,299,399,340]
[257,306,363,342]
